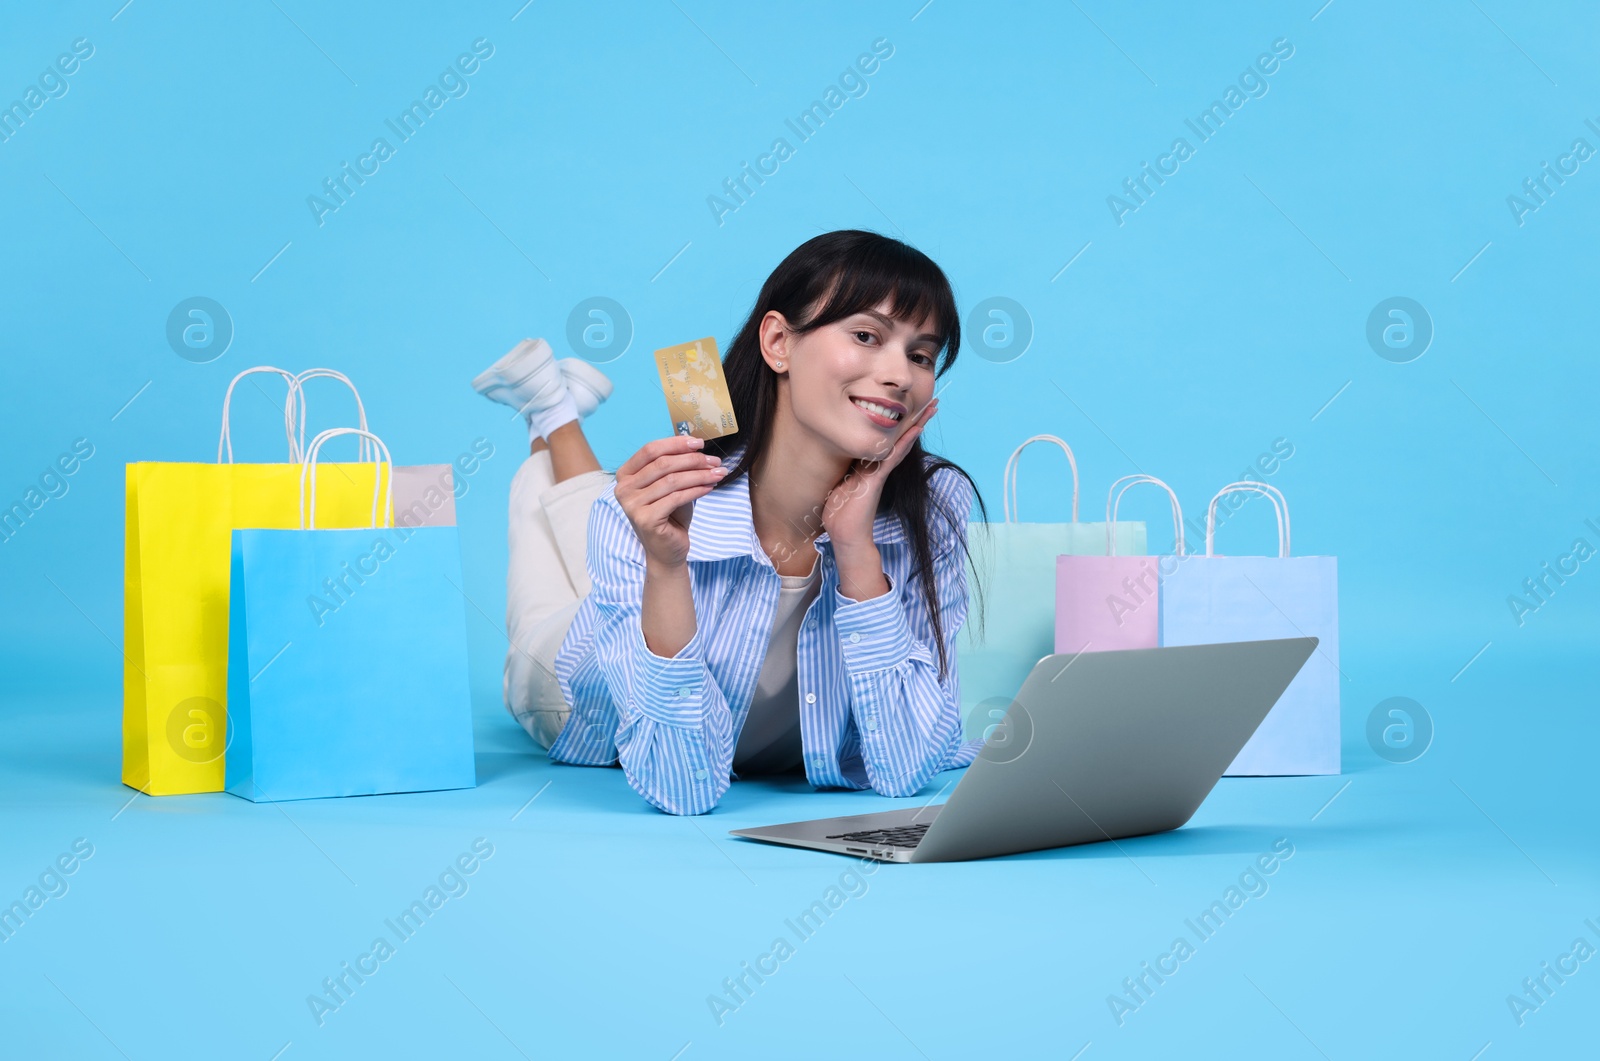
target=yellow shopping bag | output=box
[123,367,392,795]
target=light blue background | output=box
[2,1,1596,1057]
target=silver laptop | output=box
[729,637,1318,863]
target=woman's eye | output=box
[853,330,876,344]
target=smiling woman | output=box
[707,230,980,608]
[524,229,995,815]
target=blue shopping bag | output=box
[1159,481,1340,776]
[226,429,476,801]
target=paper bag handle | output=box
[1002,434,1080,523]
[218,367,303,464]
[1204,481,1289,558]
[290,369,374,463]
[299,428,392,530]
[1106,474,1184,557]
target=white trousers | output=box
[503,450,615,749]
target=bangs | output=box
[792,237,960,370]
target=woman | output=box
[475,230,990,815]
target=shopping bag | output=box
[288,367,459,527]
[286,368,378,464]
[226,429,476,802]
[1159,481,1340,776]
[123,369,392,796]
[391,465,458,527]
[1056,475,1185,654]
[957,435,1145,730]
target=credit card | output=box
[653,336,738,440]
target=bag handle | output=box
[218,367,303,464]
[299,428,392,530]
[290,369,374,463]
[1106,474,1184,557]
[1204,481,1289,558]
[1001,434,1079,523]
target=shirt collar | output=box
[685,439,908,564]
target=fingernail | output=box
[704,455,721,465]
[687,436,704,448]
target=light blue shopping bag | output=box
[226,429,476,802]
[958,435,1145,734]
[1159,481,1340,776]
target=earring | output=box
[774,361,784,369]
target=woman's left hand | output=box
[820,397,938,550]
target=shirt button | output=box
[805,692,816,704]
[676,686,691,698]
[811,756,825,768]
[848,632,861,644]
[866,718,878,732]
[694,768,709,781]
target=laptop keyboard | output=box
[825,822,930,849]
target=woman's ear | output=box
[758,310,792,374]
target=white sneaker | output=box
[472,338,563,412]
[473,337,581,440]
[558,358,614,418]
[473,341,614,421]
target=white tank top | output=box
[732,553,823,775]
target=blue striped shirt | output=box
[547,440,982,815]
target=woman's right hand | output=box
[614,434,730,568]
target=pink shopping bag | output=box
[1055,475,1185,654]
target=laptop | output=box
[729,637,1318,863]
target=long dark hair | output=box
[705,229,990,680]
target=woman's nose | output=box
[879,352,915,388]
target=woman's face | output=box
[762,299,941,463]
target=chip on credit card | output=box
[653,336,738,440]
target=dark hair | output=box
[705,229,990,681]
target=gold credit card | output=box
[653,336,738,440]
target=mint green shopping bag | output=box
[957,435,1145,735]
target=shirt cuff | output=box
[832,571,915,673]
[628,616,709,727]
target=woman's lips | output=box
[850,396,904,429]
